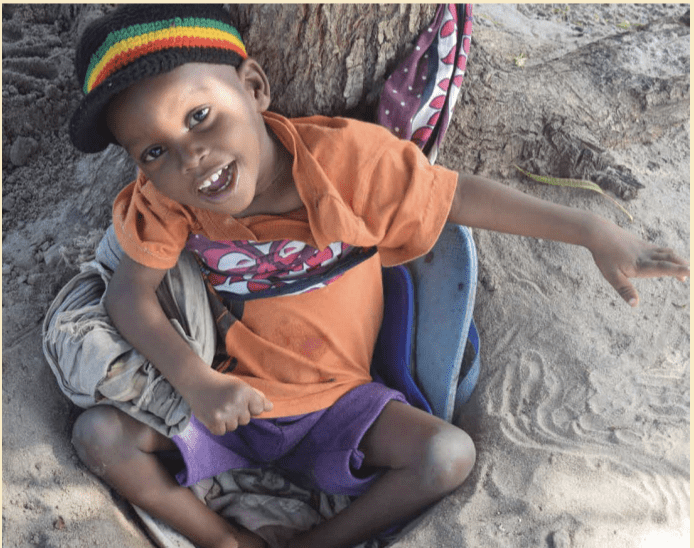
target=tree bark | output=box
[229,4,438,120]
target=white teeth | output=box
[198,167,225,191]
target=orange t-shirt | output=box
[113,112,458,417]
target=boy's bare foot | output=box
[220,527,267,548]
[73,406,268,548]
[286,534,311,548]
[283,401,475,548]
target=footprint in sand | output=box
[495,347,688,477]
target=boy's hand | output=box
[588,219,689,307]
[184,370,273,435]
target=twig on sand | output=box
[514,165,634,222]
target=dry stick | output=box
[513,165,634,222]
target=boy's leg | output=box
[72,405,265,548]
[289,400,475,548]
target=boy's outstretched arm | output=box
[104,255,273,434]
[448,173,689,306]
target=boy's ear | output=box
[237,58,271,112]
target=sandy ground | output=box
[2,4,690,548]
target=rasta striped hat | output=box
[69,4,247,153]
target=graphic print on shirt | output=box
[185,234,377,301]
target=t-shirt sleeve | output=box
[112,172,195,270]
[354,139,458,267]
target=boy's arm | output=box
[104,255,272,434]
[448,173,689,306]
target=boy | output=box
[67,5,688,548]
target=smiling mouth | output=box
[198,162,237,196]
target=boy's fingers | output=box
[653,248,689,267]
[257,389,273,410]
[207,420,228,436]
[609,271,639,307]
[248,398,264,416]
[237,410,251,426]
[636,258,690,279]
[248,389,273,415]
[636,248,690,278]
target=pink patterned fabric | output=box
[377,4,473,163]
[185,233,375,300]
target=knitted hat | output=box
[69,4,247,153]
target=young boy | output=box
[67,5,688,548]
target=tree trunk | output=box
[229,4,438,120]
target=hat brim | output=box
[69,50,245,154]
[69,75,128,153]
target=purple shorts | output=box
[171,382,407,496]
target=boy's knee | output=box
[71,406,131,475]
[420,425,476,495]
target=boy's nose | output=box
[179,140,208,171]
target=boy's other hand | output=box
[186,370,274,435]
[588,218,689,307]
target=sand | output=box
[2,4,689,548]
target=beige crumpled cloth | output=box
[42,225,401,548]
[43,224,210,436]
[133,468,360,548]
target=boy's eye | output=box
[143,146,164,163]
[190,107,210,128]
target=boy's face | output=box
[106,60,277,217]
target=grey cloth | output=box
[132,468,361,548]
[42,226,413,548]
[42,225,215,437]
[41,226,386,547]
[132,464,419,548]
